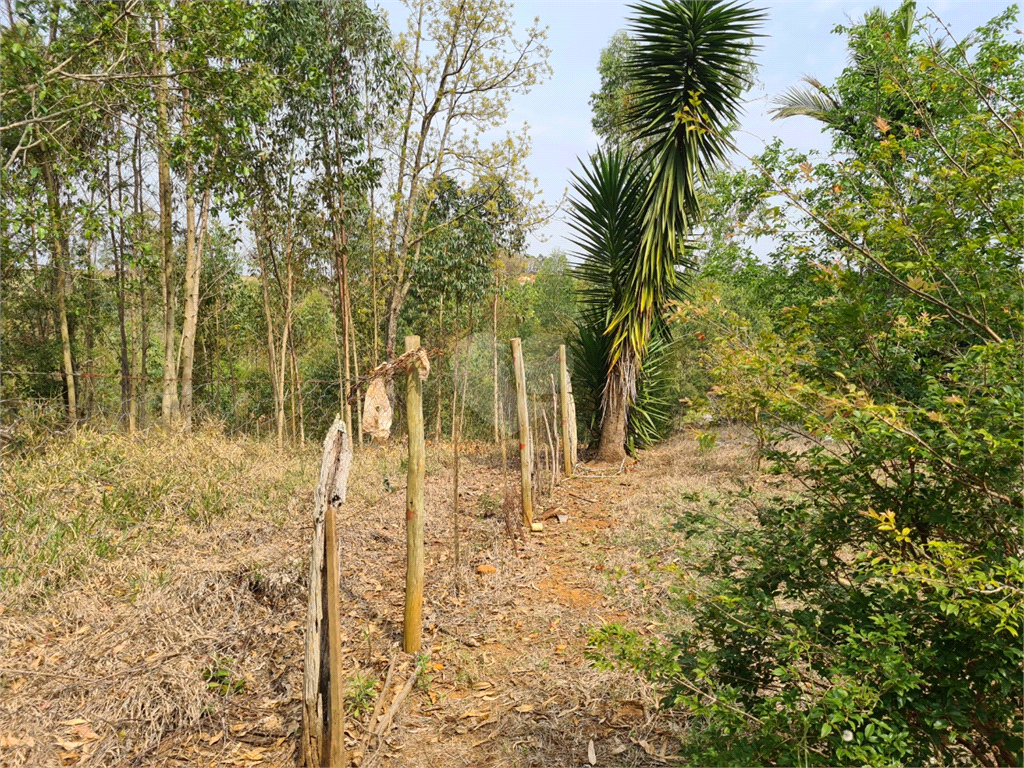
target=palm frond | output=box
[769,76,842,123]
[567,148,649,331]
[569,320,676,449]
[617,0,765,367]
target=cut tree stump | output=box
[302,417,353,768]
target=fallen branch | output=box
[374,665,420,737]
[566,490,597,503]
[358,655,396,761]
[364,665,421,768]
[346,346,437,404]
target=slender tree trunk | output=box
[178,88,213,430]
[324,70,355,438]
[290,340,305,448]
[213,294,222,416]
[452,328,462,593]
[337,243,352,438]
[228,315,237,424]
[255,226,282,448]
[110,143,131,430]
[153,13,178,426]
[492,288,499,443]
[137,264,148,429]
[435,295,444,441]
[132,120,146,431]
[369,185,379,368]
[289,334,297,445]
[346,291,362,445]
[330,290,345,421]
[82,238,97,420]
[449,303,460,442]
[277,260,294,449]
[39,157,76,423]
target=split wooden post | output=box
[558,344,572,477]
[301,417,353,768]
[510,338,533,527]
[323,492,345,768]
[404,335,425,654]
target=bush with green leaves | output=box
[593,5,1022,766]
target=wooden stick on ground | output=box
[374,665,420,737]
[357,655,396,763]
[364,665,422,767]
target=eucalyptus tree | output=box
[569,0,764,461]
[589,31,641,152]
[165,1,275,429]
[270,0,398,435]
[1,0,153,422]
[380,0,551,359]
[2,0,274,428]
[243,0,397,446]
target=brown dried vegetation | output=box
[1,424,762,767]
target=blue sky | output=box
[379,1,1015,256]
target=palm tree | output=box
[571,0,764,462]
[568,149,653,459]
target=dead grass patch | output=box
[1,425,765,768]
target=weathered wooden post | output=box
[301,417,353,768]
[558,345,573,477]
[404,335,425,653]
[510,338,533,527]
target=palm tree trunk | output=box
[596,362,629,463]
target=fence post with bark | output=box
[558,345,573,477]
[510,338,534,528]
[301,417,353,768]
[404,335,426,653]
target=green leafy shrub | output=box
[592,6,1023,766]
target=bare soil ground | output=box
[1,426,760,768]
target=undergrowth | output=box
[0,426,313,605]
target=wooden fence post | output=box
[404,335,425,654]
[301,417,353,768]
[510,338,533,527]
[558,345,572,477]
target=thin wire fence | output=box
[1,333,578,503]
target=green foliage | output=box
[346,672,378,718]
[201,656,246,696]
[569,320,676,451]
[589,30,640,152]
[568,148,678,449]
[595,6,1023,767]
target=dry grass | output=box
[2,426,318,767]
[1,422,768,768]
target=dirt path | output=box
[348,455,665,768]
[1,429,757,768]
[338,430,755,768]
